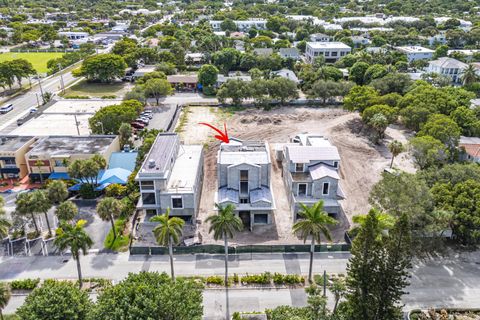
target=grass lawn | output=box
[0,52,64,73]
[104,218,130,252]
[63,80,128,98]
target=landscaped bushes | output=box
[205,275,224,285]
[10,278,40,290]
[272,273,304,285]
[240,272,272,285]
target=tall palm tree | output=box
[96,197,122,241]
[388,140,404,168]
[34,160,45,185]
[15,192,40,235]
[460,64,479,86]
[150,208,185,281]
[31,190,53,237]
[292,201,337,283]
[54,220,93,289]
[206,203,243,320]
[55,200,79,223]
[47,180,68,204]
[0,282,11,320]
[0,197,11,238]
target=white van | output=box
[0,104,13,114]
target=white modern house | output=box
[58,31,89,40]
[305,42,352,63]
[394,46,434,62]
[209,19,267,31]
[426,57,467,83]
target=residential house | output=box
[394,46,434,62]
[310,33,331,42]
[25,135,120,182]
[167,74,198,90]
[305,42,351,63]
[0,136,36,180]
[426,57,467,83]
[135,133,204,222]
[58,31,89,40]
[427,31,447,46]
[459,136,480,163]
[253,48,274,56]
[132,65,157,79]
[216,74,252,87]
[280,134,344,220]
[271,69,299,84]
[216,139,275,230]
[279,47,301,60]
[351,36,371,48]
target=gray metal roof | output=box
[250,187,273,204]
[219,140,270,165]
[309,163,339,180]
[218,187,239,203]
[286,146,340,163]
[139,133,178,174]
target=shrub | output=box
[272,273,304,285]
[232,273,239,284]
[101,95,117,99]
[241,272,271,285]
[205,275,224,285]
[103,218,130,251]
[10,278,40,290]
[79,183,96,199]
[64,95,90,99]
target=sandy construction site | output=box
[177,106,415,245]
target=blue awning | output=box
[94,183,111,191]
[48,172,71,180]
[68,183,82,191]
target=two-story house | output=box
[215,139,275,230]
[0,136,36,180]
[305,42,352,63]
[136,133,204,223]
[281,134,344,220]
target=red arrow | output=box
[199,122,230,143]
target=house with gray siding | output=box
[135,133,204,223]
[215,138,275,230]
[281,134,344,220]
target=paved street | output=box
[1,251,480,318]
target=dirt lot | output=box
[177,106,415,245]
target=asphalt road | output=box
[1,251,480,318]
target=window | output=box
[324,51,330,57]
[3,158,15,165]
[295,163,303,172]
[240,170,249,194]
[141,181,154,190]
[322,182,330,195]
[331,51,338,56]
[298,183,307,196]
[172,196,183,209]
[54,159,66,167]
[340,51,346,56]
[142,193,156,205]
[333,161,339,168]
[240,170,248,180]
[254,214,268,224]
[240,197,249,204]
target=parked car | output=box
[136,118,149,125]
[0,104,13,114]
[30,108,38,114]
[131,121,145,129]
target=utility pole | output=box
[35,93,40,107]
[58,63,65,94]
[37,75,44,100]
[74,114,80,136]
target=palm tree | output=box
[206,203,243,320]
[55,200,79,223]
[31,190,53,237]
[460,64,479,86]
[0,197,11,238]
[47,180,68,204]
[150,208,185,280]
[15,192,40,235]
[292,201,337,283]
[388,140,404,169]
[352,209,396,239]
[96,197,122,241]
[0,282,11,320]
[34,160,45,184]
[54,220,93,289]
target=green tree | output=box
[343,85,379,112]
[144,78,173,106]
[31,190,53,237]
[206,203,243,320]
[96,197,122,241]
[434,45,449,59]
[16,280,92,320]
[220,18,237,32]
[362,104,397,124]
[388,140,404,168]
[418,114,461,154]
[460,64,479,86]
[268,77,299,105]
[217,79,251,105]
[91,272,203,320]
[409,136,449,169]
[212,48,241,74]
[79,54,127,83]
[55,201,79,223]
[89,100,142,134]
[369,113,389,144]
[363,64,388,84]
[14,192,40,235]
[118,123,133,148]
[0,282,11,320]
[349,61,369,85]
[370,72,412,95]
[150,208,185,280]
[47,180,68,204]
[198,64,219,87]
[451,106,480,137]
[55,220,93,288]
[292,201,337,283]
[0,197,11,238]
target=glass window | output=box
[324,51,330,57]
[322,182,329,195]
[331,51,338,56]
[142,193,156,205]
[4,158,15,165]
[298,184,307,196]
[295,163,303,172]
[240,197,249,204]
[172,196,183,209]
[254,214,268,224]
[141,181,154,190]
[240,170,248,181]
[333,161,339,168]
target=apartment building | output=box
[394,46,434,62]
[427,57,468,83]
[215,139,274,230]
[136,133,204,222]
[0,136,36,180]
[281,134,344,220]
[305,42,352,63]
[25,135,119,181]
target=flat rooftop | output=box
[0,136,34,152]
[395,46,434,53]
[43,99,120,114]
[307,41,351,49]
[27,135,117,157]
[166,145,203,193]
[219,139,270,165]
[11,114,91,136]
[138,133,178,175]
